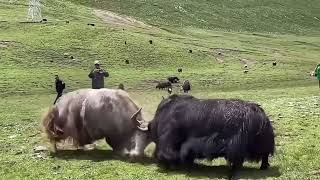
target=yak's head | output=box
[130,108,152,158]
[42,107,65,150]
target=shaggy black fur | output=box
[156,81,172,90]
[149,95,275,178]
[167,76,180,84]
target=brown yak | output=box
[42,88,150,158]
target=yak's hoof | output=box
[260,163,270,170]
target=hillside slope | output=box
[0,0,319,97]
[71,0,320,34]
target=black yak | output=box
[178,68,182,73]
[167,76,180,84]
[146,95,275,178]
[156,81,172,90]
[182,80,191,93]
[273,61,277,66]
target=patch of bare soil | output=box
[94,9,152,29]
[239,58,256,68]
[311,169,320,176]
[0,40,15,48]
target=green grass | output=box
[71,0,320,34]
[0,0,320,179]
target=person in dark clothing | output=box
[53,75,65,104]
[88,60,109,89]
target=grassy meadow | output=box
[0,0,320,179]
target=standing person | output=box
[88,60,109,89]
[53,75,65,105]
[315,64,320,88]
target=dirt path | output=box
[94,9,152,30]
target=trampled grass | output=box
[0,0,320,179]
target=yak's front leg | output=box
[156,130,184,168]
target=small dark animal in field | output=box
[87,23,95,26]
[178,68,182,73]
[149,40,153,44]
[244,64,248,68]
[182,80,191,93]
[167,76,180,84]
[70,56,74,59]
[125,60,129,64]
[156,81,172,90]
[118,83,125,90]
[218,52,222,55]
[189,49,192,53]
[148,95,275,179]
[125,41,127,45]
[167,87,172,94]
[66,21,69,24]
[244,70,249,74]
[273,61,277,66]
[41,19,47,23]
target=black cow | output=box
[156,81,172,90]
[147,95,275,178]
[167,76,180,84]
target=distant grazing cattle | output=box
[118,83,125,90]
[125,60,129,64]
[42,89,150,158]
[189,49,193,53]
[147,95,275,178]
[149,40,153,44]
[273,61,277,66]
[125,41,127,45]
[167,76,180,84]
[244,70,249,74]
[87,23,95,26]
[66,21,69,24]
[156,81,172,90]
[178,68,182,73]
[41,19,47,23]
[244,64,248,68]
[182,80,191,93]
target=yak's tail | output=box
[41,107,59,143]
